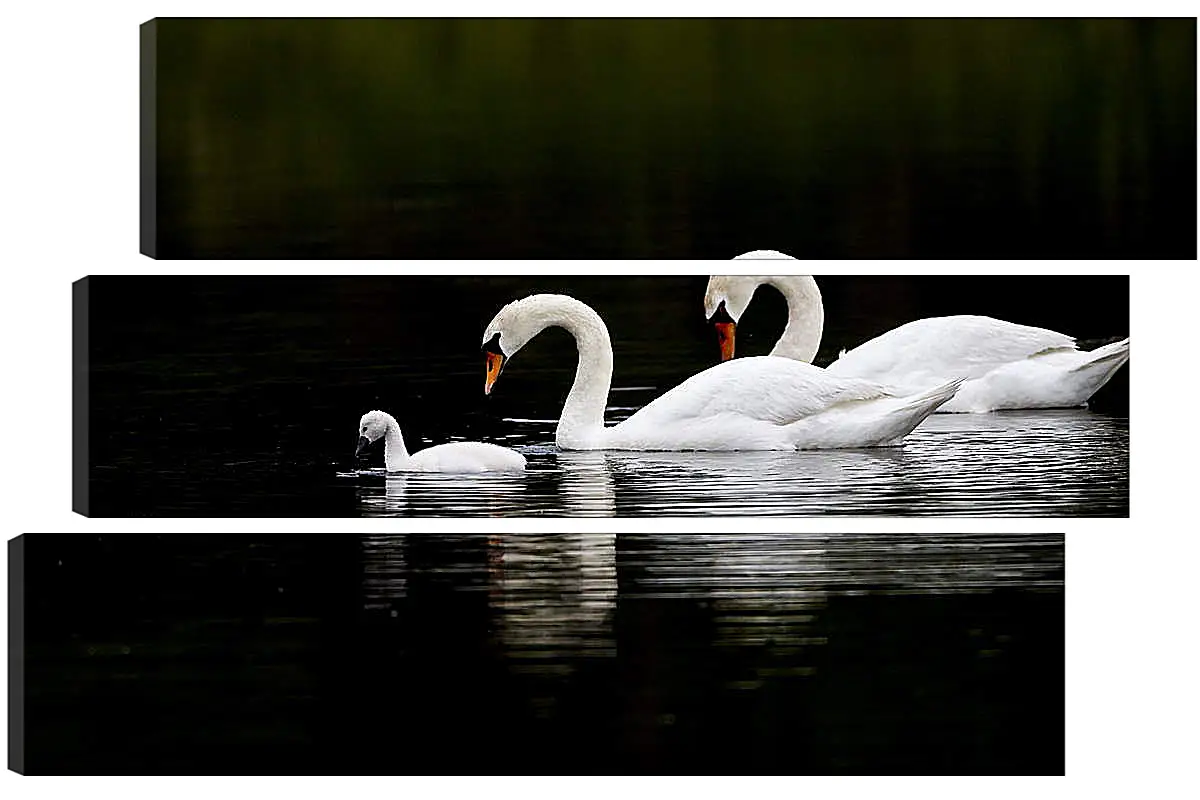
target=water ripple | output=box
[352,410,1127,516]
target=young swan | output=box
[355,410,526,473]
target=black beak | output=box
[355,436,371,458]
[709,301,735,324]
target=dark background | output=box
[146,18,1196,259]
[16,533,1066,775]
[80,275,1130,516]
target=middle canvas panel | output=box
[76,273,1130,518]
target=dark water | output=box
[148,18,1196,259]
[19,532,1065,775]
[83,276,1129,517]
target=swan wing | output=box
[827,315,1076,388]
[622,356,890,428]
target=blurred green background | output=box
[147,18,1196,258]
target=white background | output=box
[2,1,1197,795]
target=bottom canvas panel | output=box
[10,532,1064,775]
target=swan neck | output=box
[382,415,409,471]
[538,297,613,447]
[765,276,823,363]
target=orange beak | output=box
[715,321,736,361]
[485,351,506,395]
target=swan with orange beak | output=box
[481,292,961,451]
[706,251,1131,413]
[483,332,506,395]
[705,250,819,363]
[705,271,823,364]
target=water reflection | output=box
[352,409,1127,516]
[19,533,1064,773]
[356,531,1064,773]
[620,532,1063,672]
[361,531,1064,663]
[622,532,1065,597]
[362,532,409,609]
[558,451,616,516]
[356,472,532,517]
[487,533,618,679]
[354,452,616,516]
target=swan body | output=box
[482,294,961,451]
[825,316,1130,413]
[356,410,526,473]
[705,266,1131,414]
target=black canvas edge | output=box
[140,20,157,258]
[72,278,89,517]
[8,535,25,775]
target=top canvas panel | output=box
[141,18,1196,259]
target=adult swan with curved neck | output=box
[705,252,1131,414]
[481,294,962,451]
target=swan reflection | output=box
[622,534,829,667]
[356,472,531,516]
[350,528,1063,774]
[621,532,1063,679]
[356,532,1062,721]
[361,531,409,611]
[557,451,616,516]
[486,533,618,674]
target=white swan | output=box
[481,294,962,451]
[706,258,1131,413]
[355,410,526,472]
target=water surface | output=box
[351,410,1128,517]
[22,532,1065,774]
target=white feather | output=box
[403,441,528,473]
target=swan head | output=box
[704,276,763,361]
[704,275,763,323]
[733,250,797,260]
[481,294,558,395]
[356,410,392,456]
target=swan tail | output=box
[1071,337,1130,372]
[875,378,964,442]
[893,378,965,415]
[1068,337,1130,401]
[788,379,962,449]
[911,377,964,408]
